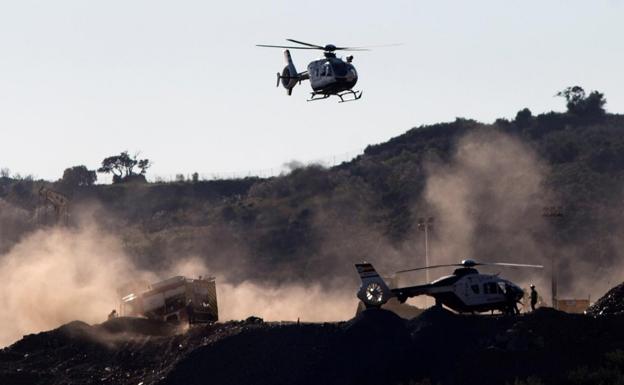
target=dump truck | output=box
[119,276,218,323]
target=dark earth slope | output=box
[3,308,624,385]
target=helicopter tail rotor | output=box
[355,263,393,308]
[276,50,303,96]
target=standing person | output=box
[530,285,538,311]
[504,284,519,315]
[186,300,195,324]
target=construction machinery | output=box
[119,276,218,324]
[38,187,69,225]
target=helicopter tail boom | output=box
[355,263,393,308]
[276,50,308,96]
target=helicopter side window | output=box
[332,61,348,77]
[323,64,332,77]
[471,284,480,294]
[484,282,497,294]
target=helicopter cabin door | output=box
[483,281,505,302]
[308,60,334,91]
[463,275,482,306]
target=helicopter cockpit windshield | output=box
[331,61,349,77]
[322,63,332,77]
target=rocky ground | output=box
[2,306,624,385]
[586,282,624,316]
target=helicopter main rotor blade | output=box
[285,39,325,49]
[256,44,320,49]
[396,263,462,274]
[335,43,402,50]
[481,262,544,268]
[334,48,371,51]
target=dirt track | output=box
[2,308,624,385]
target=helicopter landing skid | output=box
[337,90,362,103]
[307,93,330,102]
[307,90,363,103]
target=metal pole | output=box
[418,217,434,308]
[543,205,563,309]
[552,254,558,310]
[424,224,429,285]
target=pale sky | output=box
[0,0,623,181]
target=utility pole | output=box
[542,205,564,310]
[417,217,434,306]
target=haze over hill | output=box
[1,88,624,346]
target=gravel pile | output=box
[586,282,624,316]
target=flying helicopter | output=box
[355,259,543,314]
[256,39,394,103]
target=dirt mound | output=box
[8,321,93,353]
[162,323,343,385]
[5,311,624,385]
[586,282,624,316]
[340,309,411,385]
[381,298,424,319]
[408,304,456,329]
[98,317,180,336]
[344,307,406,333]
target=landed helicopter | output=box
[256,39,392,102]
[355,259,543,314]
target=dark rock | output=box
[244,316,264,324]
[98,317,179,336]
[586,282,624,316]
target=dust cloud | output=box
[168,256,356,322]
[418,129,552,292]
[415,128,624,302]
[218,281,355,322]
[0,226,154,347]
[0,229,358,348]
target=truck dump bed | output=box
[120,276,218,323]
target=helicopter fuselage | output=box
[307,55,358,95]
[356,263,527,314]
[392,268,525,313]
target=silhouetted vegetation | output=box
[98,151,151,184]
[557,85,607,120]
[515,107,533,128]
[60,166,97,187]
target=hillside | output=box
[2,107,624,296]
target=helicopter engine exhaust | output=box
[277,50,300,96]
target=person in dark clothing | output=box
[530,284,538,311]
[186,300,195,324]
[505,284,520,314]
